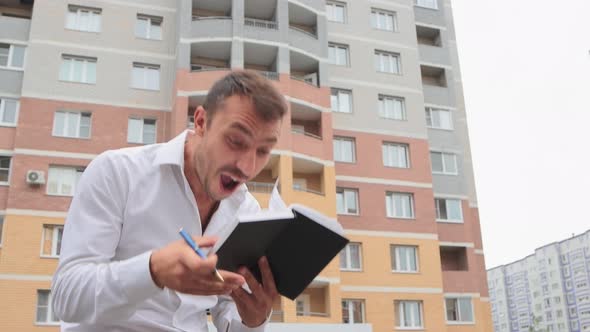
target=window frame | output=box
[65,5,102,33]
[131,62,161,91]
[0,155,12,185]
[0,215,4,247]
[385,191,415,219]
[36,290,60,325]
[374,50,401,74]
[46,165,85,197]
[0,97,20,126]
[40,224,64,258]
[370,8,397,32]
[415,0,439,10]
[342,299,366,323]
[435,198,464,223]
[328,42,350,66]
[0,43,26,70]
[127,117,157,144]
[333,136,356,163]
[445,297,475,324]
[430,151,458,175]
[425,107,453,130]
[340,242,362,271]
[59,55,97,84]
[391,245,419,273]
[331,88,353,113]
[326,1,347,23]
[52,111,92,139]
[395,300,423,329]
[378,94,406,120]
[382,142,410,168]
[135,14,163,40]
[336,187,359,215]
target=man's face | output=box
[193,95,281,201]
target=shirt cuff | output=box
[115,250,162,304]
[235,309,272,332]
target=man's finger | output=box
[231,286,255,307]
[218,270,246,286]
[258,256,278,296]
[193,236,218,248]
[238,267,263,295]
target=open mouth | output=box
[220,174,240,192]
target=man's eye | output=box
[257,148,270,156]
[228,137,245,149]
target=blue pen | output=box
[179,228,225,282]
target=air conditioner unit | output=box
[26,170,46,185]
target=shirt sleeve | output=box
[51,151,162,324]
[211,295,271,332]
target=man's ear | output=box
[194,106,207,136]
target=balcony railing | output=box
[192,15,231,21]
[190,64,230,72]
[245,17,278,29]
[293,186,324,196]
[270,310,284,322]
[291,129,322,140]
[247,181,275,193]
[296,311,329,317]
[290,75,319,87]
[252,70,279,81]
[289,26,317,39]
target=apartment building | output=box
[0,0,492,331]
[488,231,590,332]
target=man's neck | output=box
[183,137,219,231]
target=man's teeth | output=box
[230,175,238,182]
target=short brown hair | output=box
[203,70,287,125]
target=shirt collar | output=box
[153,130,190,168]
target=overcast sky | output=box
[450,0,590,269]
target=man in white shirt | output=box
[51,71,288,331]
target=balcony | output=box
[288,2,320,56]
[0,14,31,42]
[190,41,231,72]
[190,16,232,39]
[295,280,330,319]
[244,42,279,81]
[192,0,231,19]
[247,156,279,206]
[291,157,326,210]
[440,245,468,271]
[290,50,320,87]
[421,64,452,105]
[244,0,280,42]
[290,101,329,159]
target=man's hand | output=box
[149,236,245,295]
[230,256,279,328]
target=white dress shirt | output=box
[51,130,266,332]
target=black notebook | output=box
[214,204,349,300]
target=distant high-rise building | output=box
[0,0,492,331]
[488,230,590,332]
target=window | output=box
[135,14,162,40]
[426,107,452,130]
[378,95,405,120]
[395,301,423,328]
[66,5,101,32]
[435,198,463,222]
[333,137,356,163]
[53,111,91,138]
[41,225,63,257]
[0,98,18,126]
[329,43,349,66]
[391,245,418,272]
[128,118,156,144]
[545,298,551,308]
[415,0,438,10]
[342,299,365,323]
[59,55,97,84]
[431,151,458,175]
[336,188,359,215]
[374,50,401,74]
[36,290,59,324]
[0,43,25,69]
[326,1,346,23]
[557,310,563,318]
[386,192,414,219]
[331,88,352,113]
[446,298,474,323]
[554,296,561,304]
[47,166,84,196]
[0,156,11,184]
[340,243,362,271]
[132,63,160,90]
[382,142,409,168]
[296,294,310,315]
[371,8,396,31]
